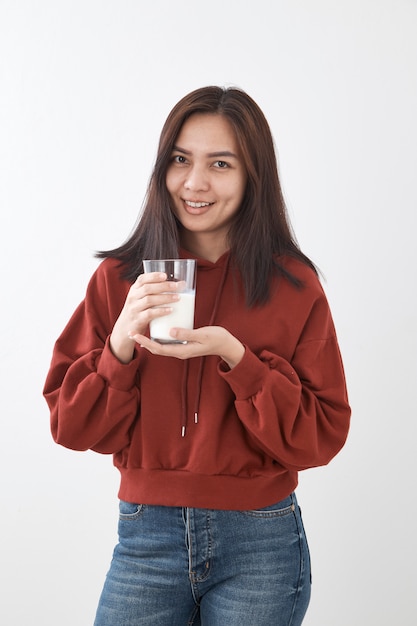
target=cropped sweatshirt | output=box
[43,250,351,510]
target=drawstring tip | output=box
[181,426,186,437]
[194,412,198,424]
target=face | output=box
[166,113,247,255]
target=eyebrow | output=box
[172,145,239,159]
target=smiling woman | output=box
[43,85,351,626]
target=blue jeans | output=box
[94,493,311,625]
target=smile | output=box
[184,200,214,208]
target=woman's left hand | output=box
[129,326,245,369]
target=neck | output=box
[180,231,228,263]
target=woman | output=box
[44,86,351,625]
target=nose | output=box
[184,165,209,192]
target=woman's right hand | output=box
[109,272,182,363]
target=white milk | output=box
[150,290,195,343]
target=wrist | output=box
[110,331,136,364]
[220,337,245,370]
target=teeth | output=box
[185,201,212,208]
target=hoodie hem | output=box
[117,467,298,511]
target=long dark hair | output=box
[97,86,317,305]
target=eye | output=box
[214,160,229,169]
[172,155,188,164]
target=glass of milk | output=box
[142,259,196,344]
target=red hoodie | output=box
[43,250,350,510]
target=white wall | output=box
[1,1,416,624]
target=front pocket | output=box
[242,495,295,518]
[119,500,144,521]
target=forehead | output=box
[175,113,240,152]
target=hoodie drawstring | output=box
[181,361,189,437]
[181,255,231,437]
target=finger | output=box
[128,333,186,357]
[168,328,200,344]
[127,331,147,345]
[134,271,167,288]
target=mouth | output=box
[182,199,215,214]
[184,200,214,209]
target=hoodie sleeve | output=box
[218,289,351,471]
[43,261,141,454]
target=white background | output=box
[1,1,416,624]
